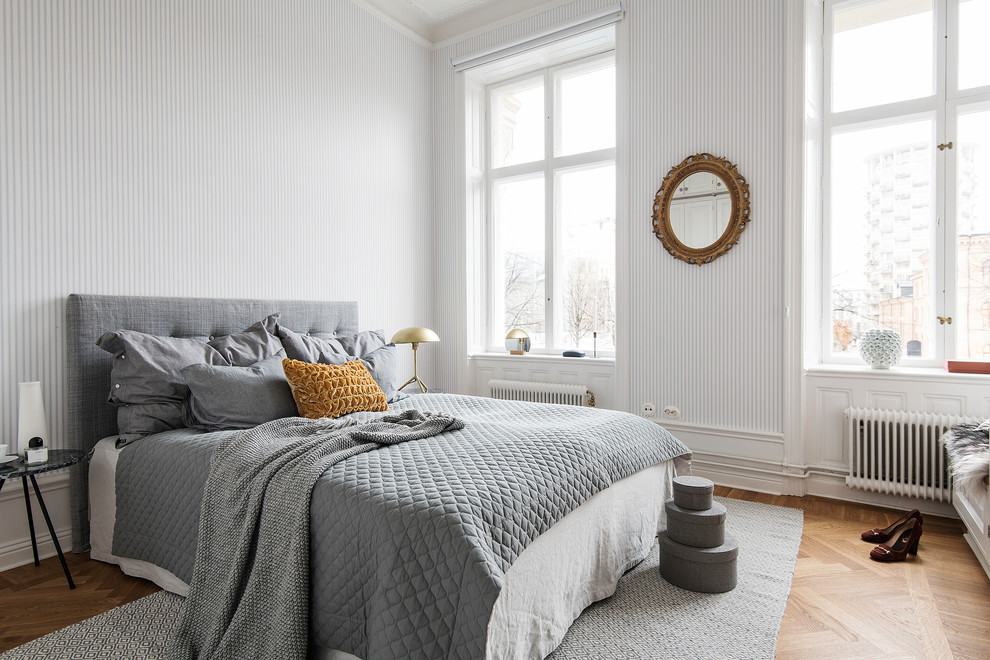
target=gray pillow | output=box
[210,315,282,366]
[276,325,346,363]
[320,343,399,403]
[97,314,283,437]
[336,329,387,357]
[182,352,297,430]
[96,333,226,405]
[115,401,195,442]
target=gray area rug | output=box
[0,497,802,660]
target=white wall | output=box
[431,0,792,488]
[431,0,987,514]
[0,0,431,569]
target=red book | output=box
[945,360,990,374]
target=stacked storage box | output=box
[658,476,738,593]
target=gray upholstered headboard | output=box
[65,294,359,552]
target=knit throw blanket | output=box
[167,409,464,660]
[944,420,990,492]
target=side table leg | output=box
[22,477,40,566]
[29,475,75,589]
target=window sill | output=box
[470,352,616,366]
[805,363,989,383]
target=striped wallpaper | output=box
[623,0,785,433]
[431,0,785,433]
[0,0,432,450]
[2,0,787,450]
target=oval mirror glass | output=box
[667,172,733,249]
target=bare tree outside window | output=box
[503,251,544,335]
[562,258,616,349]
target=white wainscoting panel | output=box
[470,355,616,410]
[1,0,431,568]
[0,472,73,573]
[867,391,908,412]
[803,367,990,510]
[815,388,852,466]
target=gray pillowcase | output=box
[210,315,282,366]
[320,343,399,403]
[97,314,283,437]
[182,352,297,430]
[276,325,346,363]
[336,329,387,357]
[116,401,195,443]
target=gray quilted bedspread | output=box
[168,411,464,660]
[113,394,690,660]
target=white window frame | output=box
[821,0,990,366]
[483,51,617,355]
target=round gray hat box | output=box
[665,500,726,548]
[658,531,739,593]
[672,475,714,510]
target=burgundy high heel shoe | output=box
[861,509,923,543]
[869,518,922,562]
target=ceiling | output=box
[363,0,557,44]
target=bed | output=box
[66,294,692,660]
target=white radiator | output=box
[845,408,980,502]
[488,379,595,407]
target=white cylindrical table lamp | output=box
[18,381,50,462]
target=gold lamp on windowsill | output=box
[391,327,440,393]
[505,328,530,355]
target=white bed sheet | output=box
[90,436,689,659]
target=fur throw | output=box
[944,420,990,492]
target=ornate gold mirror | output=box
[652,153,750,266]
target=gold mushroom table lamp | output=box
[506,328,530,355]
[391,327,440,393]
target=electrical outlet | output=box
[663,405,680,419]
[642,402,656,417]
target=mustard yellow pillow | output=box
[282,358,387,419]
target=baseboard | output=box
[0,472,73,573]
[804,472,957,518]
[0,524,73,573]
[658,420,784,464]
[690,453,789,495]
[962,533,990,581]
[684,444,960,520]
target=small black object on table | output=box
[0,448,86,589]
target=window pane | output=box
[832,0,933,112]
[955,106,990,359]
[494,176,545,347]
[492,79,544,168]
[557,164,616,352]
[958,0,990,90]
[830,119,934,359]
[555,62,615,157]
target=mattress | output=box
[90,396,690,659]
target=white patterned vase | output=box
[860,329,902,369]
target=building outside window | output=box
[486,54,616,355]
[824,0,990,364]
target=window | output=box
[824,0,990,364]
[486,54,616,354]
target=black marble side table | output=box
[0,448,86,589]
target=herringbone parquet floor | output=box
[721,487,990,659]
[1,487,988,657]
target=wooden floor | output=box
[1,488,988,657]
[720,487,990,660]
